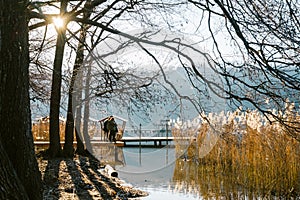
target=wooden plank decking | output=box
[34,136,192,148]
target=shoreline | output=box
[37,153,148,199]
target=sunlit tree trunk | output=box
[64,1,92,156]
[63,41,84,157]
[0,0,42,199]
[48,0,68,157]
[83,64,92,153]
[75,73,85,154]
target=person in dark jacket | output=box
[104,116,118,142]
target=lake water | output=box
[94,144,201,199]
[93,142,300,199]
[120,148,198,199]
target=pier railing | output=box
[123,129,171,137]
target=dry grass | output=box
[32,118,101,141]
[172,108,300,198]
[32,119,66,141]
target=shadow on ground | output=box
[39,154,147,200]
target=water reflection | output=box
[93,144,299,199]
[95,144,176,174]
[93,144,126,167]
[94,145,199,199]
[173,159,243,199]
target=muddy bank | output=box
[37,154,148,199]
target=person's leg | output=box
[108,130,112,141]
[112,131,116,143]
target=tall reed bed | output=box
[32,117,66,141]
[172,107,300,198]
[32,117,100,141]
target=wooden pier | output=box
[122,136,190,147]
[34,140,124,149]
[34,136,192,148]
[93,136,191,147]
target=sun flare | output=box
[52,17,65,29]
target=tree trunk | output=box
[74,68,86,154]
[0,1,42,199]
[0,141,29,199]
[83,64,92,153]
[63,94,75,157]
[65,2,92,155]
[64,24,86,157]
[48,0,68,157]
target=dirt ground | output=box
[37,154,148,200]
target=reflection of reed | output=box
[172,110,300,198]
[93,145,125,167]
[173,159,244,199]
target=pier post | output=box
[139,124,142,165]
[166,121,168,146]
[139,124,142,148]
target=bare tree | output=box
[64,0,92,157]
[28,0,300,154]
[28,0,187,155]
[187,0,300,138]
[46,0,68,157]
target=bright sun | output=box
[52,17,65,29]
